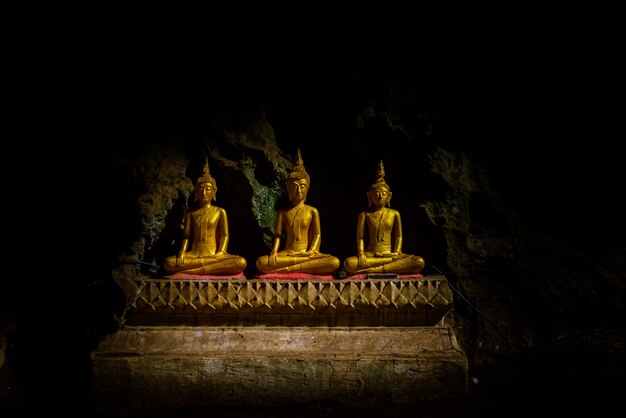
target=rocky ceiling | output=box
[9,39,625,411]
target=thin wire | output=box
[117,260,161,268]
[117,260,161,276]
[431,264,514,353]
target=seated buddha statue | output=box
[255,149,340,275]
[163,158,247,276]
[343,160,425,276]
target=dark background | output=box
[4,29,625,417]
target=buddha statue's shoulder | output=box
[385,207,400,216]
[304,204,318,213]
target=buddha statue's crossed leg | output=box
[271,255,340,274]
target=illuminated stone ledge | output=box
[91,324,468,413]
[92,274,467,413]
[126,274,453,326]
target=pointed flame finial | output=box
[289,148,310,182]
[375,160,385,183]
[196,155,216,187]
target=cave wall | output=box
[66,45,624,364]
[6,43,624,408]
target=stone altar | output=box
[90,274,467,414]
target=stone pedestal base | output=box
[91,320,467,414]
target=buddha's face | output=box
[196,181,216,204]
[368,185,391,208]
[287,178,309,204]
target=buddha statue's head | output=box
[195,157,217,203]
[287,149,310,204]
[367,160,392,208]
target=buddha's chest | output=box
[365,211,393,231]
[286,207,313,229]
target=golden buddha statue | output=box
[343,160,425,276]
[163,158,247,276]
[255,149,340,275]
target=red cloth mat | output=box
[254,272,335,280]
[344,273,423,280]
[163,272,247,280]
